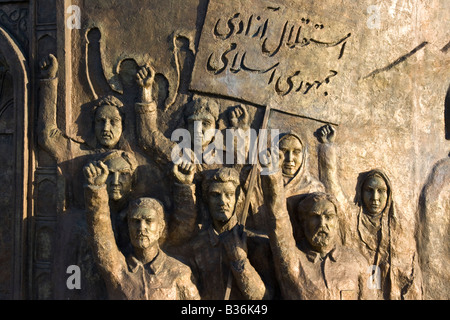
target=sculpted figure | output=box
[352,170,422,300]
[316,125,422,299]
[417,87,450,300]
[38,54,127,207]
[39,54,126,157]
[261,159,370,300]
[84,150,138,254]
[182,167,275,300]
[83,160,200,300]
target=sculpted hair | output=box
[99,149,138,172]
[210,167,240,187]
[92,95,125,123]
[184,97,220,123]
[297,192,339,223]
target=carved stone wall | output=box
[0,0,448,300]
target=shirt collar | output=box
[127,249,166,274]
[305,245,342,263]
[208,216,238,247]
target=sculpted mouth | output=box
[371,202,380,208]
[283,163,296,170]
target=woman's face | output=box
[279,136,303,178]
[362,175,388,216]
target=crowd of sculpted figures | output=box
[37,53,447,300]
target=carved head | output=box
[297,193,339,252]
[93,96,124,149]
[203,167,241,225]
[184,97,220,148]
[278,133,304,178]
[360,171,390,216]
[127,198,166,250]
[99,150,138,202]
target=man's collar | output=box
[305,245,342,263]
[208,216,240,247]
[208,216,238,246]
[127,249,166,274]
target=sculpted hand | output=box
[136,63,155,103]
[260,148,278,175]
[84,161,109,187]
[229,105,250,129]
[40,54,58,79]
[222,227,247,262]
[317,124,336,144]
[173,161,195,185]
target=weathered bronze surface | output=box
[0,0,448,300]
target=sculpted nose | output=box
[112,172,120,185]
[373,190,380,201]
[103,119,111,131]
[285,151,293,162]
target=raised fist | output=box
[317,124,336,144]
[172,161,195,185]
[136,63,155,89]
[39,54,58,79]
[84,161,109,187]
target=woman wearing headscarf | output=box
[245,130,325,238]
[315,125,422,299]
[346,169,422,300]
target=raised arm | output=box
[317,125,352,232]
[260,162,301,297]
[221,226,271,300]
[38,54,72,161]
[167,161,199,246]
[135,64,176,166]
[83,161,126,288]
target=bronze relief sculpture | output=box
[0,0,448,301]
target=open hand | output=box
[84,161,109,187]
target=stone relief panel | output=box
[0,0,448,300]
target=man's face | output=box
[362,175,388,216]
[104,157,133,201]
[95,104,123,148]
[208,181,237,223]
[303,199,338,252]
[279,136,303,177]
[187,112,215,149]
[128,207,161,250]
